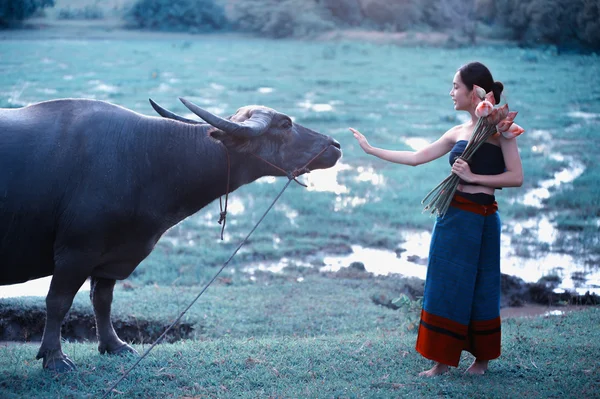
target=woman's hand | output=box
[451,158,476,183]
[349,128,372,154]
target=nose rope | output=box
[217,145,329,240]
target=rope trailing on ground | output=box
[101,178,295,398]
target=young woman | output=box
[350,62,524,376]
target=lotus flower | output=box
[475,100,494,118]
[473,85,486,100]
[496,111,519,133]
[485,91,496,106]
[501,123,525,139]
[486,104,509,125]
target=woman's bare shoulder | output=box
[443,124,466,142]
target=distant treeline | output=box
[2,0,599,52]
[0,0,55,27]
[130,0,600,52]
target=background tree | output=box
[124,0,227,33]
[0,0,55,27]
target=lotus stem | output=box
[421,117,499,217]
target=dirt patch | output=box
[0,307,195,344]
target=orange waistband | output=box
[450,194,498,216]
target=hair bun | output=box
[493,81,504,94]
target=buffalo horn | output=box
[179,97,271,137]
[149,98,201,124]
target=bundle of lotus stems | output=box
[421,85,523,217]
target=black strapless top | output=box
[449,140,505,188]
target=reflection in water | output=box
[302,162,385,211]
[334,196,368,211]
[88,80,119,94]
[226,197,246,216]
[511,217,557,244]
[257,176,277,184]
[297,98,334,113]
[519,155,585,208]
[320,231,599,295]
[321,230,431,280]
[275,203,299,226]
[354,166,385,185]
[305,162,351,194]
[403,137,430,151]
[501,228,599,294]
[243,257,312,276]
[567,111,600,120]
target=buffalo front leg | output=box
[36,270,88,372]
[90,277,138,356]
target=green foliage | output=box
[227,0,335,38]
[125,0,227,32]
[391,294,423,332]
[576,1,600,49]
[355,0,422,32]
[491,0,600,51]
[57,5,104,20]
[0,0,54,27]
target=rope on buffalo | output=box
[99,147,331,397]
[101,145,329,397]
[101,178,295,398]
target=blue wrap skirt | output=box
[416,193,502,367]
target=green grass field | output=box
[1,34,599,397]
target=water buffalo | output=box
[0,97,342,372]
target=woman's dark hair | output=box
[458,62,503,104]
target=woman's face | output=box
[449,72,473,112]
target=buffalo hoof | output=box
[43,353,77,373]
[107,343,138,356]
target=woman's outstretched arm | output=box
[349,127,457,166]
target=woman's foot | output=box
[419,363,449,377]
[465,359,489,375]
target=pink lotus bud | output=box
[496,119,513,133]
[485,91,496,106]
[502,123,525,139]
[496,111,519,133]
[475,100,493,118]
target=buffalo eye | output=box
[280,119,292,129]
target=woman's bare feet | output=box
[465,359,489,375]
[419,363,449,377]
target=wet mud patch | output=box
[0,305,196,344]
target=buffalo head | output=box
[150,98,342,176]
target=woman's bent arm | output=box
[451,136,524,188]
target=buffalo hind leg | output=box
[36,270,88,372]
[90,277,138,356]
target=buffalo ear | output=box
[208,128,227,141]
